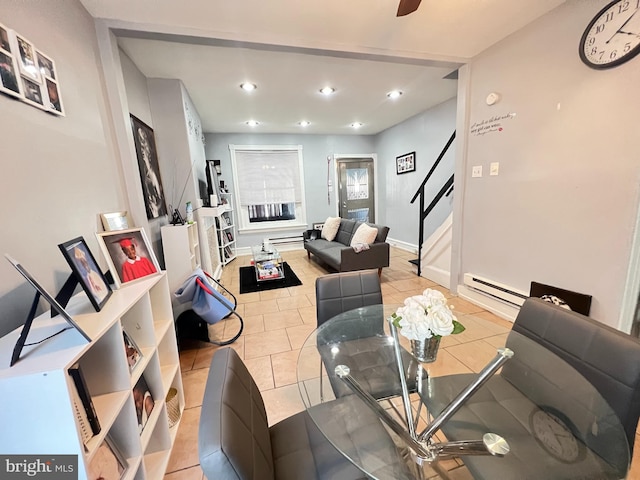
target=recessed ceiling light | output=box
[387,90,403,99]
[319,86,335,95]
[246,120,259,127]
[351,122,363,129]
[240,82,257,92]
[298,121,310,127]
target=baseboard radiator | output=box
[268,234,304,247]
[463,273,528,307]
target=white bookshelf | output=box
[0,273,184,480]
[217,193,237,266]
[195,194,237,277]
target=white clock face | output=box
[580,0,640,69]
[531,409,581,462]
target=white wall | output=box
[454,0,640,326]
[0,0,127,336]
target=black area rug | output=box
[239,262,302,294]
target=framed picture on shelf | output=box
[133,375,154,434]
[122,329,142,372]
[58,236,112,311]
[100,211,133,232]
[225,231,233,242]
[0,24,22,99]
[396,151,416,175]
[96,227,160,288]
[130,114,168,219]
[87,436,127,480]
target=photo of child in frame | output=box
[96,228,160,288]
[133,375,154,434]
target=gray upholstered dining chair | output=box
[198,347,411,480]
[421,297,640,479]
[315,270,422,400]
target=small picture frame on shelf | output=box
[58,236,112,312]
[87,436,127,480]
[226,231,233,242]
[96,227,160,288]
[122,329,142,373]
[100,211,133,232]
[396,151,416,175]
[133,374,155,434]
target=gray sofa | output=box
[303,218,390,275]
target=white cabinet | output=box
[0,273,183,480]
[161,222,201,293]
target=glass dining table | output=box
[296,304,630,479]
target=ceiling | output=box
[80,0,566,135]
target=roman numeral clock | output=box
[580,0,640,69]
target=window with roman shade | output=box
[229,145,307,232]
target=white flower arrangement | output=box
[391,288,465,341]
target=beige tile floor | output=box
[164,247,640,479]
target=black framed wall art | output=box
[396,151,416,174]
[130,114,168,219]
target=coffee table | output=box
[251,244,284,282]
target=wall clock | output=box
[530,408,582,463]
[579,0,640,69]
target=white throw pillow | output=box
[321,217,341,242]
[350,223,378,247]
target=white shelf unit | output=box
[0,273,184,480]
[161,222,201,293]
[217,193,237,266]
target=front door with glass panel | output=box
[337,158,375,223]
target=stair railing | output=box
[410,130,456,277]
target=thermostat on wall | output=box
[486,92,500,106]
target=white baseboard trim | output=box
[422,265,450,289]
[457,285,518,323]
[386,237,417,254]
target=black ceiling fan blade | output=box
[397,0,422,16]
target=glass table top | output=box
[296,304,630,480]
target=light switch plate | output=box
[490,162,499,176]
[472,165,483,178]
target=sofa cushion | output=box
[350,223,378,246]
[334,219,358,245]
[321,217,341,241]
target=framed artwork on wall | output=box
[96,227,160,288]
[37,49,64,115]
[19,75,45,109]
[0,23,22,99]
[130,114,168,219]
[396,151,416,175]
[9,31,41,83]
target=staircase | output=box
[410,131,455,286]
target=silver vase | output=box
[410,336,441,363]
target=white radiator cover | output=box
[463,273,528,307]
